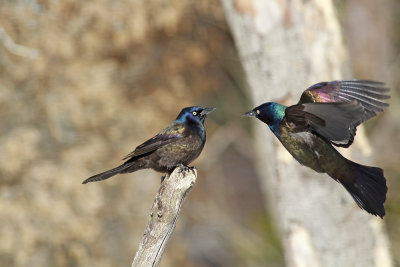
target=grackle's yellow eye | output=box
[256,110,260,114]
[192,111,197,116]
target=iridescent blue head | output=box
[175,106,216,125]
[243,102,286,136]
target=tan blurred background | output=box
[0,0,399,266]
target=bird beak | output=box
[200,107,216,116]
[242,110,256,117]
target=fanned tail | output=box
[338,161,387,218]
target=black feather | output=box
[82,106,214,184]
[299,80,390,129]
[339,162,387,218]
[285,102,364,145]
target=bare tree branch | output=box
[0,24,40,59]
[131,166,197,267]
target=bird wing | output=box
[122,123,185,160]
[285,102,365,146]
[298,80,390,123]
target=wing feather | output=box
[297,80,390,147]
[286,102,364,146]
[299,80,390,123]
[122,123,185,160]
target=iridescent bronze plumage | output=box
[82,106,215,184]
[244,80,389,218]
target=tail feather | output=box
[338,161,387,218]
[82,164,132,184]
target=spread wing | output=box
[122,123,185,160]
[299,80,390,123]
[285,102,365,146]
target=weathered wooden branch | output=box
[221,0,392,267]
[131,166,197,267]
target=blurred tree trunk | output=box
[221,1,392,267]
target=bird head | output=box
[176,106,216,124]
[243,102,286,125]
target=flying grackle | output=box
[243,80,390,218]
[82,106,215,184]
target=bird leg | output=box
[175,164,195,173]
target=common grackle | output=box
[243,80,390,218]
[82,106,215,184]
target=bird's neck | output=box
[266,103,286,136]
[179,116,205,138]
[268,122,280,137]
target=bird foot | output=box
[176,164,194,173]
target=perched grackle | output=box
[82,106,215,184]
[243,80,390,218]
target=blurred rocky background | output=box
[0,0,398,266]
